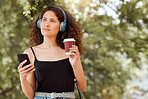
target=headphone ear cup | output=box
[60,22,67,32]
[37,18,41,28]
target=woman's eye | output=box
[43,18,46,21]
[51,19,55,22]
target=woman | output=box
[18,6,86,99]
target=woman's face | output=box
[41,11,60,37]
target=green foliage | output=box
[0,0,148,99]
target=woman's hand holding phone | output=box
[18,60,35,80]
[17,54,36,80]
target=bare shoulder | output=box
[23,47,31,54]
[23,45,40,55]
[30,44,42,50]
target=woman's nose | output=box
[45,21,50,27]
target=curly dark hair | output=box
[29,6,84,55]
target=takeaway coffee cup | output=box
[63,38,75,55]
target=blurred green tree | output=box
[63,0,148,98]
[0,0,148,99]
[0,0,55,98]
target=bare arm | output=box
[18,48,36,99]
[68,45,86,92]
[72,58,86,92]
[19,71,36,99]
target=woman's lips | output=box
[43,28,50,31]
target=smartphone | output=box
[17,54,31,67]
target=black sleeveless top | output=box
[30,47,75,93]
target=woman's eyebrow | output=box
[50,18,56,21]
[42,17,56,20]
[42,17,47,19]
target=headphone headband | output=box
[50,6,67,23]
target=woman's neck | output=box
[42,36,59,49]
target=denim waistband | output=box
[34,92,76,99]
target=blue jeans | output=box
[34,92,76,99]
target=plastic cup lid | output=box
[63,38,75,42]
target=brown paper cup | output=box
[63,38,75,55]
